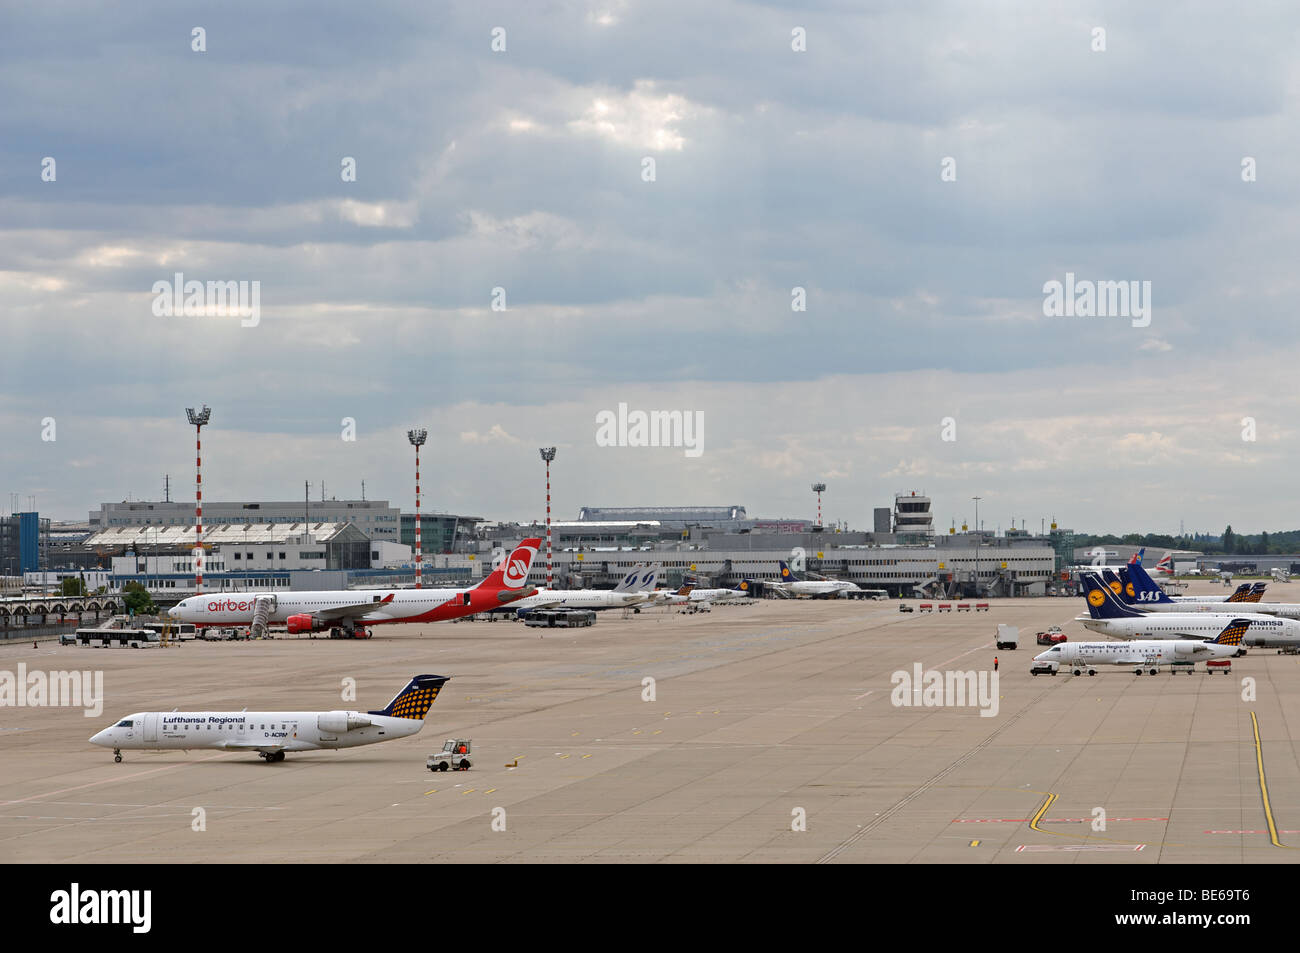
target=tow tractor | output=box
[427,738,472,772]
[1068,661,1098,677]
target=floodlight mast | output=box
[811,483,826,528]
[408,429,428,588]
[539,448,557,587]
[185,406,211,594]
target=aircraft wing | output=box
[308,593,396,622]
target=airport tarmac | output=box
[2,586,1299,863]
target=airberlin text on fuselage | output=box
[206,599,255,612]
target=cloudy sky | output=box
[4,1,1300,534]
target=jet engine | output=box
[317,711,372,734]
[286,613,327,634]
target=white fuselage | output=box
[90,709,422,753]
[1036,639,1237,667]
[1079,612,1299,645]
[170,588,478,626]
[780,580,859,597]
[509,589,647,611]
[687,588,745,603]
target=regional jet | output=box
[90,674,449,763]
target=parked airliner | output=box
[772,561,860,598]
[168,538,541,635]
[1033,622,1246,676]
[90,674,449,763]
[1078,573,1300,647]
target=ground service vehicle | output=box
[427,739,472,771]
[995,624,1018,650]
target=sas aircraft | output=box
[1078,573,1299,647]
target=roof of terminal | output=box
[84,522,353,547]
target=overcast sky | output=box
[3,1,1300,535]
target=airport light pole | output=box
[185,405,211,594]
[540,447,556,588]
[408,429,427,588]
[971,496,982,597]
[811,483,826,528]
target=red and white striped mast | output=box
[539,447,556,588]
[185,405,212,594]
[407,429,427,588]
[812,482,826,528]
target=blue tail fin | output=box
[1081,573,1144,619]
[1125,560,1176,605]
[368,675,449,720]
[1102,568,1130,604]
[1211,619,1251,646]
[778,561,797,583]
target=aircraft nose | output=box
[89,729,110,747]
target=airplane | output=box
[683,583,751,605]
[771,560,860,598]
[1122,562,1266,606]
[1033,621,1246,676]
[90,674,449,763]
[1111,566,1263,609]
[1077,573,1300,647]
[1125,562,1300,621]
[495,565,660,616]
[168,538,542,636]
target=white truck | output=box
[995,624,1018,650]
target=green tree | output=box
[59,576,86,596]
[121,581,156,616]
[1262,530,1271,555]
[1222,525,1236,555]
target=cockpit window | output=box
[1049,646,1062,653]
[115,719,134,727]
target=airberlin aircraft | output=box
[168,538,541,636]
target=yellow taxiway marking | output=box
[1028,793,1057,833]
[581,754,592,759]
[632,730,642,735]
[423,789,438,796]
[571,731,579,736]
[461,788,476,795]
[558,754,570,759]
[1251,711,1295,849]
[484,788,496,794]
[969,840,980,847]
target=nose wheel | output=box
[113,748,122,763]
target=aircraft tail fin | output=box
[778,560,797,583]
[613,564,650,594]
[1210,620,1251,646]
[475,538,540,592]
[368,674,450,720]
[1125,560,1176,604]
[1081,573,1144,619]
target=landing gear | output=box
[113,748,122,763]
[260,751,285,763]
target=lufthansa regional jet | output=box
[90,674,449,763]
